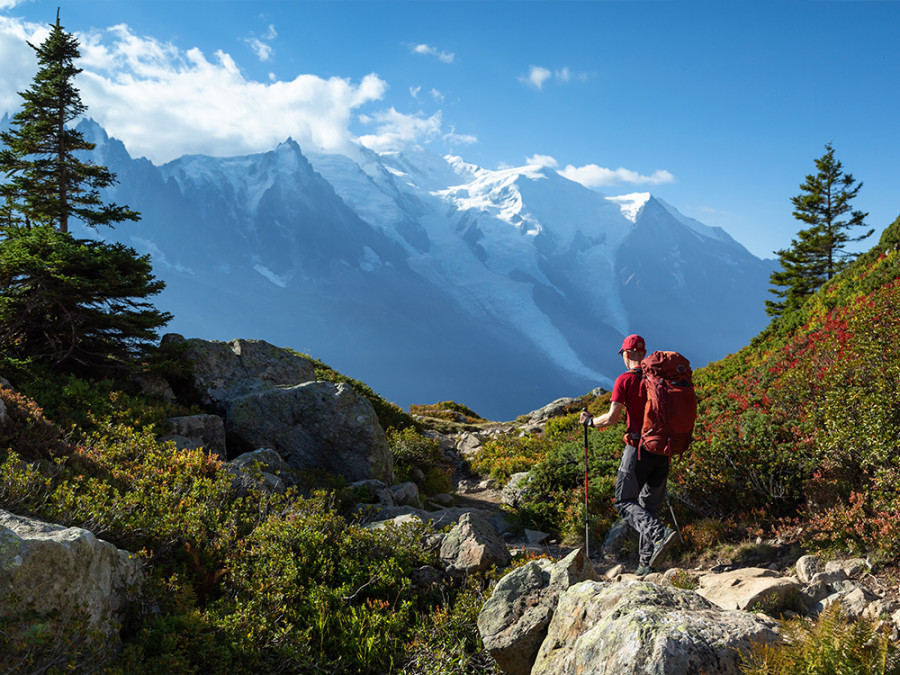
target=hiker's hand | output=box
[579,412,592,427]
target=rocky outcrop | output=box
[478,548,597,675]
[521,397,578,428]
[530,581,781,675]
[167,335,393,484]
[0,509,142,635]
[225,380,393,484]
[479,550,900,674]
[166,334,316,406]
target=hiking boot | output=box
[649,527,678,567]
[635,565,653,577]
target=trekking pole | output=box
[582,408,591,558]
[665,490,685,545]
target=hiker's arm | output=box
[580,401,622,429]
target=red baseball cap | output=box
[618,334,646,354]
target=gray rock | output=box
[390,481,422,508]
[526,529,550,546]
[173,335,316,406]
[225,380,393,484]
[795,554,823,583]
[429,493,455,507]
[601,518,638,560]
[478,560,556,675]
[825,557,869,579]
[352,504,489,530]
[523,397,577,426]
[440,512,511,576]
[531,580,781,675]
[0,396,7,431]
[136,373,175,402]
[0,509,142,635]
[501,472,532,508]
[477,548,597,675]
[697,567,801,612]
[810,569,848,587]
[363,513,424,531]
[226,448,292,492]
[163,414,227,458]
[350,479,396,506]
[229,447,290,473]
[457,432,483,457]
[826,586,879,619]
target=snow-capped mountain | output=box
[75,119,773,419]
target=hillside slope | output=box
[678,214,900,561]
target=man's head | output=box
[618,334,645,354]
[618,334,646,365]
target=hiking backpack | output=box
[638,351,697,457]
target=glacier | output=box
[45,119,776,420]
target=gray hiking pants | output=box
[614,444,670,566]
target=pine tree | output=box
[0,11,137,233]
[0,13,170,374]
[766,143,873,317]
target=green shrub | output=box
[409,401,486,424]
[0,597,109,674]
[389,427,442,480]
[400,569,504,675]
[469,432,553,482]
[741,603,900,674]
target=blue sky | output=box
[1,0,897,259]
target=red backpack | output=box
[638,351,697,457]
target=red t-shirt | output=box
[611,368,646,437]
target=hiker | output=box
[579,334,678,576]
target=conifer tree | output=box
[0,11,137,233]
[0,13,170,374]
[767,143,873,317]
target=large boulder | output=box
[0,510,142,635]
[439,512,511,576]
[167,335,316,405]
[478,548,597,675]
[224,380,393,484]
[530,580,781,675]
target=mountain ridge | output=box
[65,117,776,418]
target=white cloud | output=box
[2,20,389,164]
[519,65,588,90]
[443,127,477,147]
[411,43,455,64]
[526,154,559,168]
[560,163,676,188]
[0,16,47,114]
[244,23,277,62]
[358,108,443,153]
[410,85,422,100]
[246,37,273,62]
[521,66,552,90]
[0,16,468,163]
